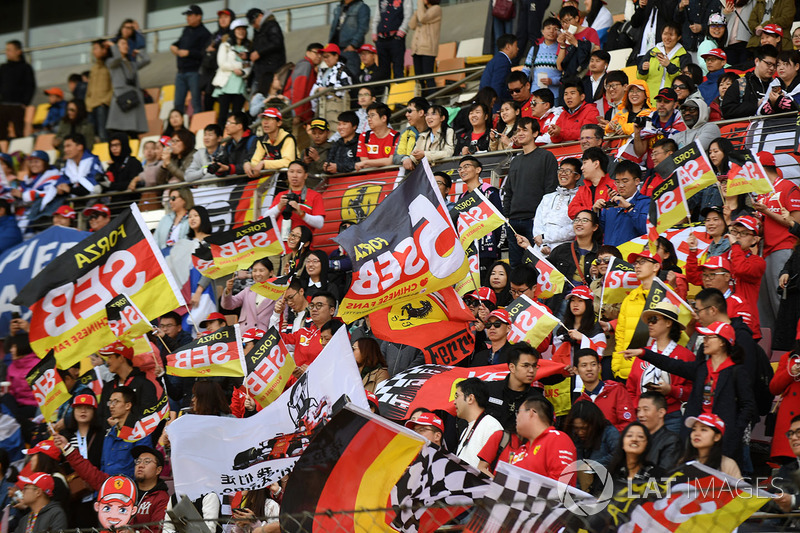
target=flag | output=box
[370,287,475,366]
[390,444,490,533]
[334,161,467,323]
[465,462,593,533]
[627,277,694,350]
[280,404,427,533]
[241,327,295,408]
[25,351,71,423]
[616,225,712,271]
[191,242,237,280]
[166,327,368,499]
[726,150,774,196]
[12,204,185,369]
[375,362,565,421]
[506,295,560,348]
[105,293,152,346]
[615,115,686,164]
[600,257,640,306]
[648,172,690,234]
[522,246,569,299]
[450,188,507,250]
[251,275,292,301]
[654,140,717,199]
[454,241,480,297]
[204,217,285,274]
[76,367,104,398]
[118,372,169,443]
[166,325,245,378]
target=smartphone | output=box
[11,312,20,319]
[568,24,578,35]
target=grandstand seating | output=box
[435,57,466,87]
[608,48,631,72]
[456,38,483,59]
[386,80,418,108]
[32,103,49,125]
[33,133,55,151]
[9,136,34,155]
[436,42,457,64]
[189,111,217,134]
[92,142,110,163]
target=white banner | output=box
[167,328,367,498]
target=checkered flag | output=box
[390,444,490,533]
[465,463,593,533]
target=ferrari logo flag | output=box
[12,204,185,369]
[334,160,468,323]
[105,293,153,346]
[241,327,296,408]
[204,216,285,274]
[25,351,71,423]
[167,325,246,378]
[450,188,506,250]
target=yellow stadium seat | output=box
[386,80,418,108]
[128,139,140,158]
[32,103,49,125]
[622,65,638,84]
[92,142,110,163]
[160,84,175,105]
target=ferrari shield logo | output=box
[386,294,448,331]
[341,183,383,223]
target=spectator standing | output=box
[584,0,614,45]
[521,18,562,102]
[212,19,252,129]
[247,9,286,97]
[483,0,517,54]
[747,0,794,52]
[457,156,504,278]
[479,34,519,111]
[102,135,142,210]
[0,198,21,257]
[310,44,354,127]
[675,0,719,53]
[329,0,371,76]
[85,40,112,143]
[284,43,323,142]
[722,0,756,66]
[637,22,690,99]
[113,19,146,60]
[0,40,35,142]
[106,38,150,138]
[503,117,558,267]
[372,0,412,80]
[171,5,211,115]
[409,0,442,96]
[516,0,549,57]
[200,9,234,112]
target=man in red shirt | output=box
[265,160,324,233]
[575,348,635,432]
[727,216,766,338]
[568,147,616,219]
[281,291,336,375]
[547,79,599,144]
[753,151,800,331]
[355,102,398,170]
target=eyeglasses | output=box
[572,217,592,224]
[634,258,655,266]
[693,305,712,313]
[305,258,321,264]
[285,292,299,300]
[787,429,800,439]
[761,60,777,68]
[605,82,623,90]
[107,399,122,406]
[558,167,578,175]
[486,321,507,329]
[510,287,529,297]
[169,196,179,201]
[160,322,178,329]
[516,362,539,369]
[730,229,755,237]
[436,181,447,187]
[646,316,661,325]
[596,257,611,264]
[288,233,301,239]
[134,458,157,466]
[307,302,331,310]
[458,164,475,172]
[702,271,728,279]
[673,84,688,91]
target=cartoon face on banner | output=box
[95,476,138,529]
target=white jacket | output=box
[532,186,578,250]
[212,40,248,88]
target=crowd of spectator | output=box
[2,0,800,529]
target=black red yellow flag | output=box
[105,293,152,346]
[25,351,71,423]
[627,277,694,350]
[727,150,774,196]
[653,140,717,199]
[251,275,292,301]
[450,189,506,250]
[648,173,690,234]
[192,241,237,280]
[204,216,285,275]
[240,327,295,407]
[166,325,245,378]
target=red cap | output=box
[762,23,783,37]
[44,87,64,98]
[260,107,282,120]
[757,151,776,167]
[405,412,444,433]
[567,285,594,301]
[217,8,234,17]
[242,328,266,342]
[73,394,98,408]
[98,341,135,360]
[465,287,497,305]
[685,413,726,435]
[700,256,731,272]
[159,135,172,146]
[54,205,76,219]
[320,43,341,55]
[701,48,727,61]
[365,390,379,409]
[199,312,226,328]
[488,308,512,325]
[358,44,377,54]
[98,476,137,505]
[82,203,111,218]
[23,440,61,461]
[732,215,760,234]
[696,321,736,344]
[627,249,663,265]
[18,473,55,497]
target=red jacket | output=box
[568,174,616,219]
[769,352,800,460]
[729,243,765,337]
[283,56,317,123]
[281,323,323,367]
[231,385,264,418]
[549,101,599,143]
[577,380,635,432]
[64,448,169,532]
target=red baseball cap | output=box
[627,249,662,265]
[488,308,512,325]
[44,87,64,98]
[320,43,341,55]
[98,476,137,505]
[23,440,61,461]
[82,203,111,218]
[700,256,731,272]
[762,23,783,37]
[701,48,727,61]
[242,328,266,342]
[757,151,777,169]
[54,205,76,219]
[99,341,135,360]
[73,394,98,408]
[358,44,377,54]
[405,412,444,433]
[465,287,497,306]
[261,107,282,120]
[732,215,760,234]
[199,312,226,328]
[567,285,594,301]
[696,321,736,344]
[18,473,55,497]
[685,413,725,435]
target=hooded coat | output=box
[669,93,721,150]
[605,79,654,137]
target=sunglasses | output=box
[509,87,525,94]
[486,321,507,329]
[673,84,688,90]
[646,316,661,325]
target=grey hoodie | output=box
[14,501,68,533]
[671,93,720,151]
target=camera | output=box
[633,115,649,129]
[282,192,300,219]
[207,161,221,175]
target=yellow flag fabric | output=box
[166,325,245,377]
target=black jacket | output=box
[502,148,558,220]
[721,71,772,119]
[219,131,258,175]
[252,18,286,76]
[14,502,67,533]
[0,59,36,105]
[173,24,212,72]
[646,425,683,472]
[326,136,359,174]
[515,0,550,51]
[470,341,514,367]
[485,376,545,432]
[98,367,161,430]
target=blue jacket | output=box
[599,189,650,246]
[699,69,725,105]
[102,427,151,479]
[480,52,513,112]
[0,215,22,255]
[56,150,104,197]
[43,100,66,129]
[330,0,370,49]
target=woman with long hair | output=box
[190,380,233,417]
[697,14,729,75]
[301,250,337,300]
[106,37,150,137]
[166,205,215,313]
[158,129,197,184]
[553,285,607,381]
[455,102,491,155]
[489,100,519,151]
[62,394,104,527]
[102,133,143,211]
[409,0,443,96]
[154,187,193,250]
[162,109,187,137]
[583,0,613,45]
[231,485,281,533]
[608,422,662,483]
[408,105,455,167]
[353,338,390,393]
[687,205,730,257]
[671,74,697,105]
[656,236,687,299]
[624,302,693,434]
[486,260,512,307]
[281,225,313,276]
[54,100,95,153]
[213,19,252,128]
[222,258,277,331]
[680,413,741,478]
[564,401,619,492]
[113,19,145,61]
[605,80,653,137]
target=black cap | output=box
[247,8,264,23]
[700,205,725,219]
[132,445,164,467]
[217,8,235,18]
[655,88,678,102]
[182,4,203,16]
